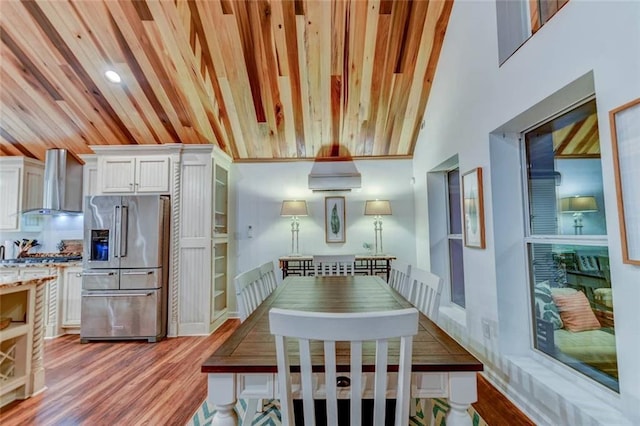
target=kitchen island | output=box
[0,274,56,407]
[0,261,83,337]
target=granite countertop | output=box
[0,261,82,269]
[0,274,57,289]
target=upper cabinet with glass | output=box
[525,99,606,236]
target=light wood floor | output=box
[0,319,532,425]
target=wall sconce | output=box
[364,200,392,255]
[280,200,308,256]
[560,195,597,234]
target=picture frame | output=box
[325,196,346,243]
[609,98,640,265]
[462,167,485,249]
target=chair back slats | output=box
[407,268,443,321]
[269,307,419,426]
[312,254,356,276]
[388,260,412,298]
[259,260,278,293]
[234,267,263,322]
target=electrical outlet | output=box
[482,319,491,339]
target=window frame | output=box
[446,167,466,309]
[520,96,618,391]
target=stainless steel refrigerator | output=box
[81,195,170,343]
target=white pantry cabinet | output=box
[0,157,44,231]
[211,157,230,330]
[177,146,232,335]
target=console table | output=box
[279,254,396,281]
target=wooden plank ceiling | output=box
[0,0,454,162]
[553,112,600,158]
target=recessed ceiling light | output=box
[105,70,121,83]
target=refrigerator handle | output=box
[120,205,128,257]
[122,270,154,276]
[114,205,121,258]
[83,292,153,297]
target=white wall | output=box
[230,159,416,288]
[413,0,640,424]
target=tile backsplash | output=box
[0,215,83,255]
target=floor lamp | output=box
[560,195,597,235]
[280,200,308,256]
[364,200,392,255]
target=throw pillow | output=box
[552,291,601,332]
[534,281,563,329]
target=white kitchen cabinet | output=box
[79,154,98,197]
[60,267,82,330]
[0,269,19,280]
[97,155,170,194]
[19,268,53,281]
[0,157,44,231]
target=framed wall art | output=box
[462,167,486,249]
[609,98,640,265]
[325,196,345,243]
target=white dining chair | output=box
[407,268,443,321]
[388,259,412,298]
[404,267,443,422]
[312,254,356,276]
[259,260,279,295]
[235,265,273,422]
[234,267,264,322]
[269,307,419,426]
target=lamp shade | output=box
[364,200,392,216]
[560,196,597,213]
[280,200,308,216]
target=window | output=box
[447,169,465,308]
[496,0,571,64]
[524,98,618,391]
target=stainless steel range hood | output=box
[308,159,361,192]
[22,149,83,216]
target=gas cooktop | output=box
[1,253,82,264]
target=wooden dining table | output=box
[201,275,483,426]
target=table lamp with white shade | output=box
[280,200,308,256]
[560,195,597,234]
[364,200,392,255]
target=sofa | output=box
[534,282,617,379]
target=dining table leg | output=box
[446,371,478,426]
[208,373,239,426]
